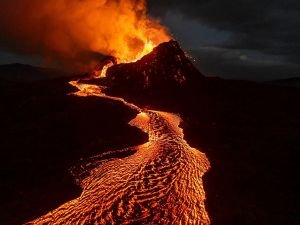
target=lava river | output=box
[26,79,211,225]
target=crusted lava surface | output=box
[0,77,147,225]
[103,40,300,225]
[1,40,299,225]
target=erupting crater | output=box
[26,41,211,225]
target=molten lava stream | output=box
[26,54,211,225]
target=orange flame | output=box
[85,1,170,63]
[0,0,170,69]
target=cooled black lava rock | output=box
[1,41,299,225]
[105,40,204,91]
[101,40,300,225]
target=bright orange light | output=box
[98,61,115,78]
[121,40,156,63]
[0,0,170,69]
[85,0,170,64]
[68,81,102,97]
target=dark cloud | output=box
[0,0,298,80]
[191,47,300,81]
[148,0,300,80]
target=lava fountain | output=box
[25,1,211,224]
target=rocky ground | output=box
[0,77,147,225]
[102,41,300,225]
[1,41,299,224]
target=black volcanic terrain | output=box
[0,76,147,225]
[267,77,300,88]
[104,41,300,225]
[1,41,300,225]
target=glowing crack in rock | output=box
[26,70,211,225]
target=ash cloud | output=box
[0,0,169,71]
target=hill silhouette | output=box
[1,41,299,225]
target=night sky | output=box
[0,0,299,81]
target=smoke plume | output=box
[0,0,170,71]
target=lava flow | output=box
[26,42,211,224]
[27,69,210,224]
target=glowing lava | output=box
[126,40,156,63]
[26,61,211,224]
[26,106,210,225]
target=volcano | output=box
[23,40,212,225]
[99,41,204,103]
[1,41,299,225]
[105,41,204,88]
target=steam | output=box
[0,0,170,71]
